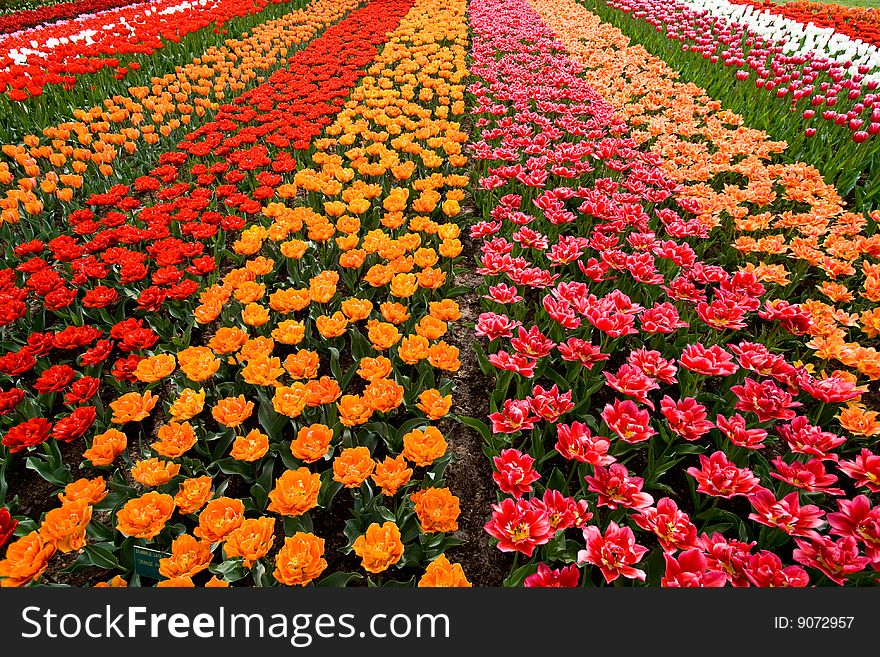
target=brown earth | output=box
[441,208,513,586]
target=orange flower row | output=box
[0,0,361,225]
[84,0,473,587]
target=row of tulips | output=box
[1,0,68,16]
[0,0,141,35]
[468,0,879,587]
[591,0,880,206]
[0,0,362,495]
[0,0,302,145]
[0,0,378,583]
[1,0,92,14]
[1,0,477,587]
[0,0,359,224]
[1,0,67,12]
[562,0,880,386]
[127,0,472,587]
[729,1,880,50]
[689,0,880,76]
[0,0,290,110]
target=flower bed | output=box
[1,0,475,588]
[0,0,360,221]
[468,0,879,587]
[592,0,880,204]
[0,0,877,588]
[0,0,289,103]
[0,0,143,35]
[728,0,880,49]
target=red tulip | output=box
[601,399,656,444]
[793,536,871,585]
[578,522,648,583]
[524,563,580,587]
[585,464,654,511]
[492,449,540,498]
[634,498,698,553]
[484,498,552,557]
[0,508,17,549]
[838,449,880,493]
[662,550,727,587]
[748,490,825,539]
[687,451,762,499]
[745,551,809,588]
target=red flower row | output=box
[0,0,285,101]
[0,0,141,36]
[0,0,413,454]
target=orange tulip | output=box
[380,301,411,324]
[0,532,56,587]
[352,522,404,574]
[284,350,320,380]
[159,534,213,579]
[134,354,176,382]
[417,389,453,420]
[273,384,308,418]
[272,319,306,345]
[418,554,471,587]
[241,356,284,387]
[83,428,127,466]
[230,429,270,462]
[39,499,93,553]
[168,388,206,421]
[366,320,401,350]
[95,576,128,588]
[303,376,342,406]
[337,394,373,427]
[212,395,254,428]
[428,341,461,371]
[362,377,404,413]
[110,391,158,424]
[242,302,270,327]
[194,497,245,543]
[151,422,197,459]
[156,576,195,588]
[132,458,180,487]
[174,476,214,515]
[371,456,413,496]
[208,327,249,354]
[332,446,375,488]
[411,487,460,533]
[178,346,221,382]
[267,468,321,517]
[398,334,430,364]
[357,356,393,381]
[59,477,107,505]
[402,426,447,466]
[290,424,334,463]
[116,492,175,539]
[224,517,275,568]
[274,532,327,586]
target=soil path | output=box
[443,218,512,586]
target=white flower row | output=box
[685,0,880,81]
